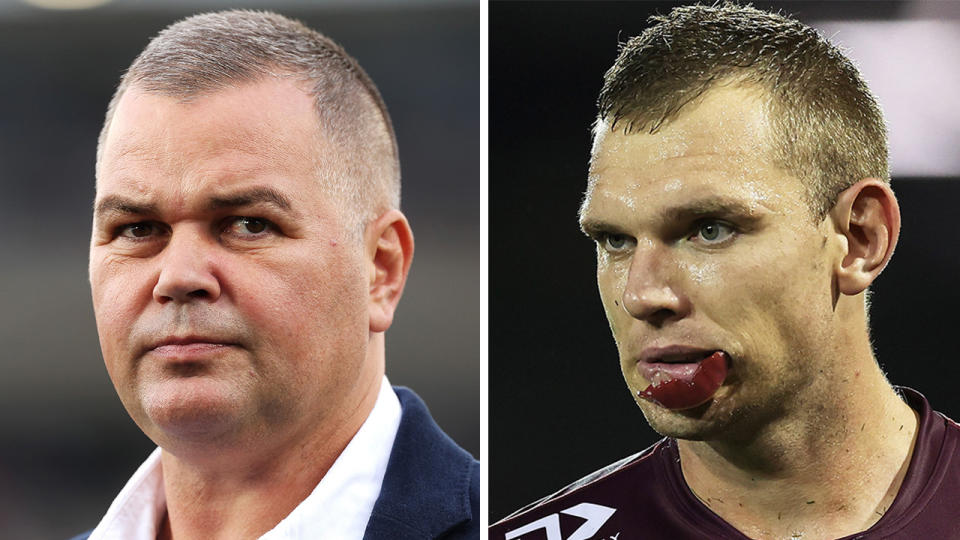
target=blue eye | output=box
[601,233,635,253]
[693,221,734,244]
[606,234,626,249]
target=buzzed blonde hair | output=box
[97,9,400,230]
[596,2,889,218]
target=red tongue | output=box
[637,351,728,410]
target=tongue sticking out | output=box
[638,351,729,410]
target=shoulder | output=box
[490,439,672,538]
[874,390,960,537]
[391,386,479,476]
[66,532,92,540]
[512,446,662,518]
[364,387,478,540]
[934,409,960,463]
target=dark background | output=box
[0,1,477,537]
[490,0,960,522]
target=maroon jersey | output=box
[490,388,960,539]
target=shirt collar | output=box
[89,376,401,540]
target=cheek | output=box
[238,249,369,366]
[688,242,834,367]
[678,254,726,286]
[596,257,630,339]
[89,256,152,367]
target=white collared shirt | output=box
[88,376,402,540]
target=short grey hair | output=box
[97,9,400,229]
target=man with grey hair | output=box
[492,3,960,539]
[72,10,478,540]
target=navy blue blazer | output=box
[70,386,479,540]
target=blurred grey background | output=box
[0,0,478,537]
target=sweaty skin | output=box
[638,351,729,410]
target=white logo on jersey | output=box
[504,502,617,540]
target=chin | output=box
[136,379,252,443]
[641,409,707,441]
[636,396,734,442]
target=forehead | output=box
[97,78,322,200]
[583,86,805,221]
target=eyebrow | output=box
[579,215,625,237]
[93,187,297,223]
[206,187,294,213]
[661,199,760,223]
[94,196,158,221]
[580,198,763,236]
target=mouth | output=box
[145,336,239,361]
[636,349,730,410]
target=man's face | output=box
[581,86,844,441]
[90,78,375,450]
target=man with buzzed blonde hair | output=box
[492,3,960,539]
[73,10,478,540]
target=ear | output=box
[830,179,900,296]
[364,209,415,333]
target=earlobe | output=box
[831,179,900,296]
[365,209,415,333]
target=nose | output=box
[621,243,690,326]
[153,231,221,304]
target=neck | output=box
[678,348,918,540]
[157,363,384,540]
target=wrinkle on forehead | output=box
[584,153,790,227]
[583,85,801,222]
[99,82,321,190]
[594,87,773,164]
[108,126,290,169]
[103,131,305,192]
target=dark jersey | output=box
[490,388,960,539]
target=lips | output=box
[144,336,238,361]
[637,350,729,410]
